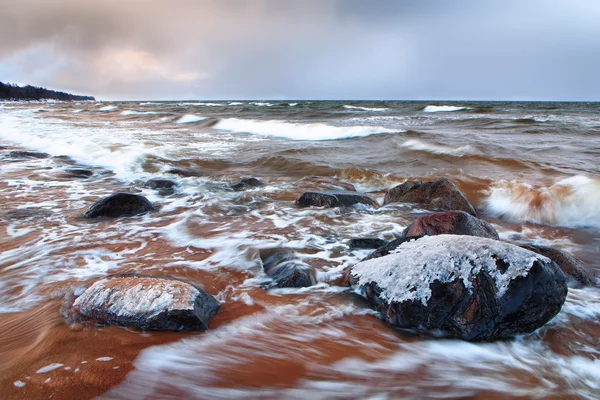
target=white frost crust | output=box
[73,277,200,319]
[352,235,549,306]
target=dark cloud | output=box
[0,0,599,100]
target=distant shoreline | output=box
[0,81,94,101]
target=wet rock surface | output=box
[261,249,317,288]
[145,178,177,195]
[519,244,597,287]
[6,150,51,159]
[297,176,357,192]
[296,191,379,208]
[231,177,264,191]
[349,235,568,341]
[67,274,220,331]
[84,192,155,218]
[384,178,477,216]
[59,168,94,179]
[166,167,203,177]
[348,238,389,249]
[402,211,499,239]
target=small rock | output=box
[384,178,476,216]
[296,191,379,208]
[145,179,177,195]
[261,249,317,288]
[519,244,597,287]
[84,193,154,218]
[60,168,94,179]
[348,238,389,249]
[402,211,499,239]
[349,235,567,341]
[166,167,203,177]
[231,177,264,191]
[6,150,51,159]
[67,274,220,331]
[297,176,356,192]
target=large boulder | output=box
[402,211,499,239]
[84,193,154,218]
[232,177,264,191]
[68,274,220,331]
[297,176,356,192]
[261,250,317,288]
[520,244,597,287]
[384,178,477,216]
[296,191,379,208]
[349,235,567,341]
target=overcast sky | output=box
[1,0,599,100]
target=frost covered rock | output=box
[296,191,379,208]
[350,235,567,341]
[384,178,477,216]
[402,211,499,239]
[519,244,597,287]
[84,192,154,218]
[68,274,220,331]
[297,176,356,192]
[261,249,317,288]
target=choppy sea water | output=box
[0,100,599,399]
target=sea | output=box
[0,100,599,399]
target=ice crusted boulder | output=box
[68,275,220,331]
[296,192,379,208]
[384,178,477,216]
[350,235,567,341]
[402,211,499,239]
[84,193,154,218]
[261,250,317,288]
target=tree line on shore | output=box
[0,81,95,101]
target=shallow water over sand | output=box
[0,100,599,399]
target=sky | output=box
[1,0,599,101]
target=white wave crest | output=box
[399,139,475,156]
[98,105,118,112]
[121,110,157,116]
[176,114,207,124]
[423,105,468,113]
[251,102,274,107]
[484,175,600,229]
[72,109,83,113]
[344,105,388,112]
[213,118,395,141]
[228,102,243,106]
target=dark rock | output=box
[349,235,568,341]
[1,208,53,220]
[297,176,356,192]
[67,274,219,331]
[84,192,154,218]
[261,249,317,288]
[362,236,424,261]
[402,211,499,239]
[520,244,597,287]
[145,178,176,189]
[166,167,203,177]
[296,191,379,208]
[59,168,94,179]
[6,150,51,159]
[231,177,264,191]
[384,178,477,216]
[348,238,389,249]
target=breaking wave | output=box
[98,105,118,112]
[213,118,396,141]
[424,105,468,113]
[176,114,208,124]
[344,105,389,112]
[399,139,476,157]
[484,175,600,228]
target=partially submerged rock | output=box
[84,193,154,218]
[68,274,219,331]
[6,150,51,159]
[297,176,356,192]
[59,168,94,179]
[145,178,177,196]
[166,167,203,177]
[350,235,567,341]
[232,177,264,191]
[348,238,389,250]
[296,192,379,208]
[261,249,317,288]
[520,244,597,287]
[384,178,476,216]
[402,211,499,239]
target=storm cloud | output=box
[1,0,599,100]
